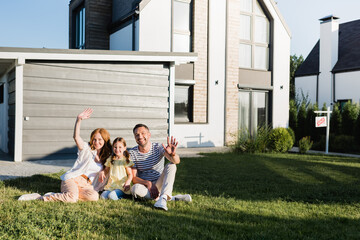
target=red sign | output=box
[315,116,327,127]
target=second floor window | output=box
[239,0,270,70]
[173,0,192,52]
[75,6,85,49]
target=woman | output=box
[18,108,112,202]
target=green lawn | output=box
[1,152,360,239]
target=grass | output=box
[1,152,360,239]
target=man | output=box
[129,123,191,211]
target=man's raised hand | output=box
[162,136,178,157]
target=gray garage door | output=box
[21,61,169,161]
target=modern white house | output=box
[0,0,291,162]
[295,16,360,108]
[69,0,291,147]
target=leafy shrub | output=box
[287,127,296,145]
[330,103,342,135]
[232,126,271,153]
[342,101,359,135]
[268,127,294,153]
[330,135,358,153]
[289,100,297,131]
[296,102,307,141]
[298,136,313,154]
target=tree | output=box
[290,54,304,100]
[330,102,342,135]
[289,99,297,133]
[296,102,307,141]
[342,101,359,135]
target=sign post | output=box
[314,107,332,154]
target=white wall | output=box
[173,0,226,147]
[295,75,317,104]
[0,74,9,153]
[138,0,171,52]
[335,71,360,103]
[264,0,291,128]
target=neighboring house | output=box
[295,16,360,108]
[0,48,196,161]
[69,0,291,147]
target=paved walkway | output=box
[2,146,359,181]
[0,147,230,181]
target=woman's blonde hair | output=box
[111,137,130,164]
[89,128,112,165]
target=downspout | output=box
[224,0,228,146]
[332,72,336,104]
[14,57,25,162]
[316,73,319,103]
[168,62,176,137]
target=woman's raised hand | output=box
[77,108,93,121]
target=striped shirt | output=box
[129,142,165,182]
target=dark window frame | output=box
[73,4,86,49]
[0,84,4,104]
[174,83,194,123]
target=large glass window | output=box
[238,90,268,135]
[239,0,270,70]
[175,84,194,123]
[173,0,192,52]
[75,6,85,49]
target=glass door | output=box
[238,90,268,135]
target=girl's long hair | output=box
[89,128,112,165]
[111,137,130,165]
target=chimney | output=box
[318,15,339,106]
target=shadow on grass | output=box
[176,152,360,204]
[3,173,62,199]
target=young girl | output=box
[18,108,112,202]
[99,137,134,200]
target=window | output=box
[173,0,192,52]
[337,99,351,112]
[75,5,85,49]
[238,90,268,135]
[239,0,270,70]
[0,84,4,104]
[175,81,194,123]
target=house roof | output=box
[295,19,360,77]
[0,47,198,79]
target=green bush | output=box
[296,102,307,141]
[287,127,296,145]
[330,103,342,135]
[232,126,271,153]
[342,101,359,135]
[298,136,313,154]
[289,100,297,131]
[268,127,294,153]
[330,135,358,153]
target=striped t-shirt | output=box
[129,142,165,182]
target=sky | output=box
[0,0,360,59]
[275,0,360,58]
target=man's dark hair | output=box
[133,123,150,134]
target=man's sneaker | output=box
[154,195,168,211]
[18,193,41,201]
[174,194,192,202]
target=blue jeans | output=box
[100,189,126,200]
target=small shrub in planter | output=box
[268,127,294,153]
[232,126,271,153]
[298,136,313,154]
